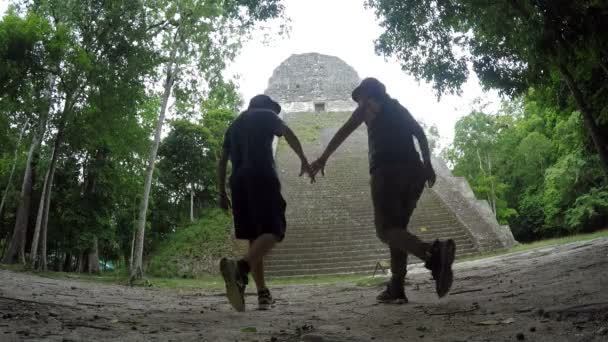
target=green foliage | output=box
[542,151,604,233]
[146,209,232,278]
[279,112,353,143]
[153,0,284,117]
[447,91,607,241]
[0,0,279,273]
[367,0,608,97]
[368,0,608,179]
[201,108,238,159]
[566,188,608,230]
[201,80,243,114]
[445,109,517,224]
[157,108,235,220]
[158,119,213,201]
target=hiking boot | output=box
[425,239,456,298]
[220,258,248,311]
[257,288,275,310]
[376,279,408,304]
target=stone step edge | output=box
[265,251,477,269]
[269,242,476,254]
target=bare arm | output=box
[412,122,432,167]
[315,107,365,172]
[276,123,313,180]
[411,120,436,187]
[217,147,231,209]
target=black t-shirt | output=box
[366,99,423,172]
[223,108,284,177]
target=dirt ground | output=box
[0,238,607,342]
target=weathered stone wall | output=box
[280,100,357,114]
[265,53,360,107]
[265,112,513,277]
[430,158,517,250]
[262,52,516,277]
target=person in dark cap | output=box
[218,94,314,311]
[311,78,456,303]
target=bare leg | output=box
[244,234,278,310]
[247,241,268,291]
[243,233,277,266]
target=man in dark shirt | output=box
[218,94,313,311]
[311,78,456,303]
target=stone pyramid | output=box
[262,53,516,277]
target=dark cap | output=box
[352,77,387,102]
[248,94,281,114]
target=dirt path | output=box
[1,239,607,342]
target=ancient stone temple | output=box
[264,53,517,277]
[265,53,360,113]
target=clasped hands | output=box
[300,156,437,189]
[299,156,327,184]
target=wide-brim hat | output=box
[352,77,387,102]
[249,94,281,114]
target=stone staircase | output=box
[264,112,484,278]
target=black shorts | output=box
[229,169,286,242]
[370,164,425,233]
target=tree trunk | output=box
[53,249,61,271]
[87,237,100,274]
[130,44,178,283]
[0,120,29,219]
[1,233,9,258]
[30,112,66,269]
[190,184,194,223]
[2,74,54,264]
[129,229,135,270]
[2,133,41,264]
[62,252,72,272]
[29,167,49,268]
[488,156,497,215]
[77,252,87,273]
[39,166,55,271]
[558,64,608,175]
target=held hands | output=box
[298,156,325,184]
[299,158,316,184]
[310,157,327,179]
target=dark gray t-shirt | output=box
[223,108,283,176]
[366,99,423,172]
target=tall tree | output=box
[23,0,157,269]
[0,10,57,264]
[129,0,284,282]
[0,120,28,220]
[158,120,211,223]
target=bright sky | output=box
[0,0,501,146]
[227,0,502,146]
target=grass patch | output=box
[283,112,351,143]
[146,208,232,278]
[11,269,379,291]
[4,230,606,291]
[457,229,608,263]
[17,269,226,290]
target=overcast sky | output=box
[227,0,502,146]
[0,0,501,146]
